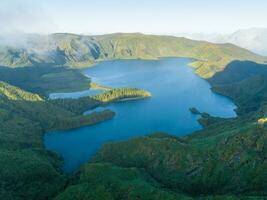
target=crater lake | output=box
[45,58,236,172]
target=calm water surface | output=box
[45,58,236,172]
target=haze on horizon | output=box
[1,0,267,35]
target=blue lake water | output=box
[45,58,236,173]
[49,89,102,99]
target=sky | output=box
[1,0,267,35]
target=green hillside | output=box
[55,163,188,200]
[0,65,91,95]
[0,80,153,200]
[0,33,266,78]
[209,61,267,114]
[0,81,42,101]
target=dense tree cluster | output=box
[93,88,151,102]
[0,82,115,199]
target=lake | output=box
[45,58,236,173]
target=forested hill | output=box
[0,80,154,199]
[0,33,266,78]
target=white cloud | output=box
[0,0,55,34]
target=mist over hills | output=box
[177,28,267,56]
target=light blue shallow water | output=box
[45,58,236,173]
[49,89,102,99]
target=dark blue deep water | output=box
[45,58,236,172]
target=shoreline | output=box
[118,96,151,102]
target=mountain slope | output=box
[0,33,265,78]
[0,81,42,101]
[0,65,91,95]
[0,81,116,200]
[209,61,267,115]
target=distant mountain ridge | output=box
[0,33,265,78]
[227,28,267,56]
[178,28,267,56]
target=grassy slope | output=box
[0,65,91,96]
[55,61,267,199]
[0,33,266,78]
[97,33,266,78]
